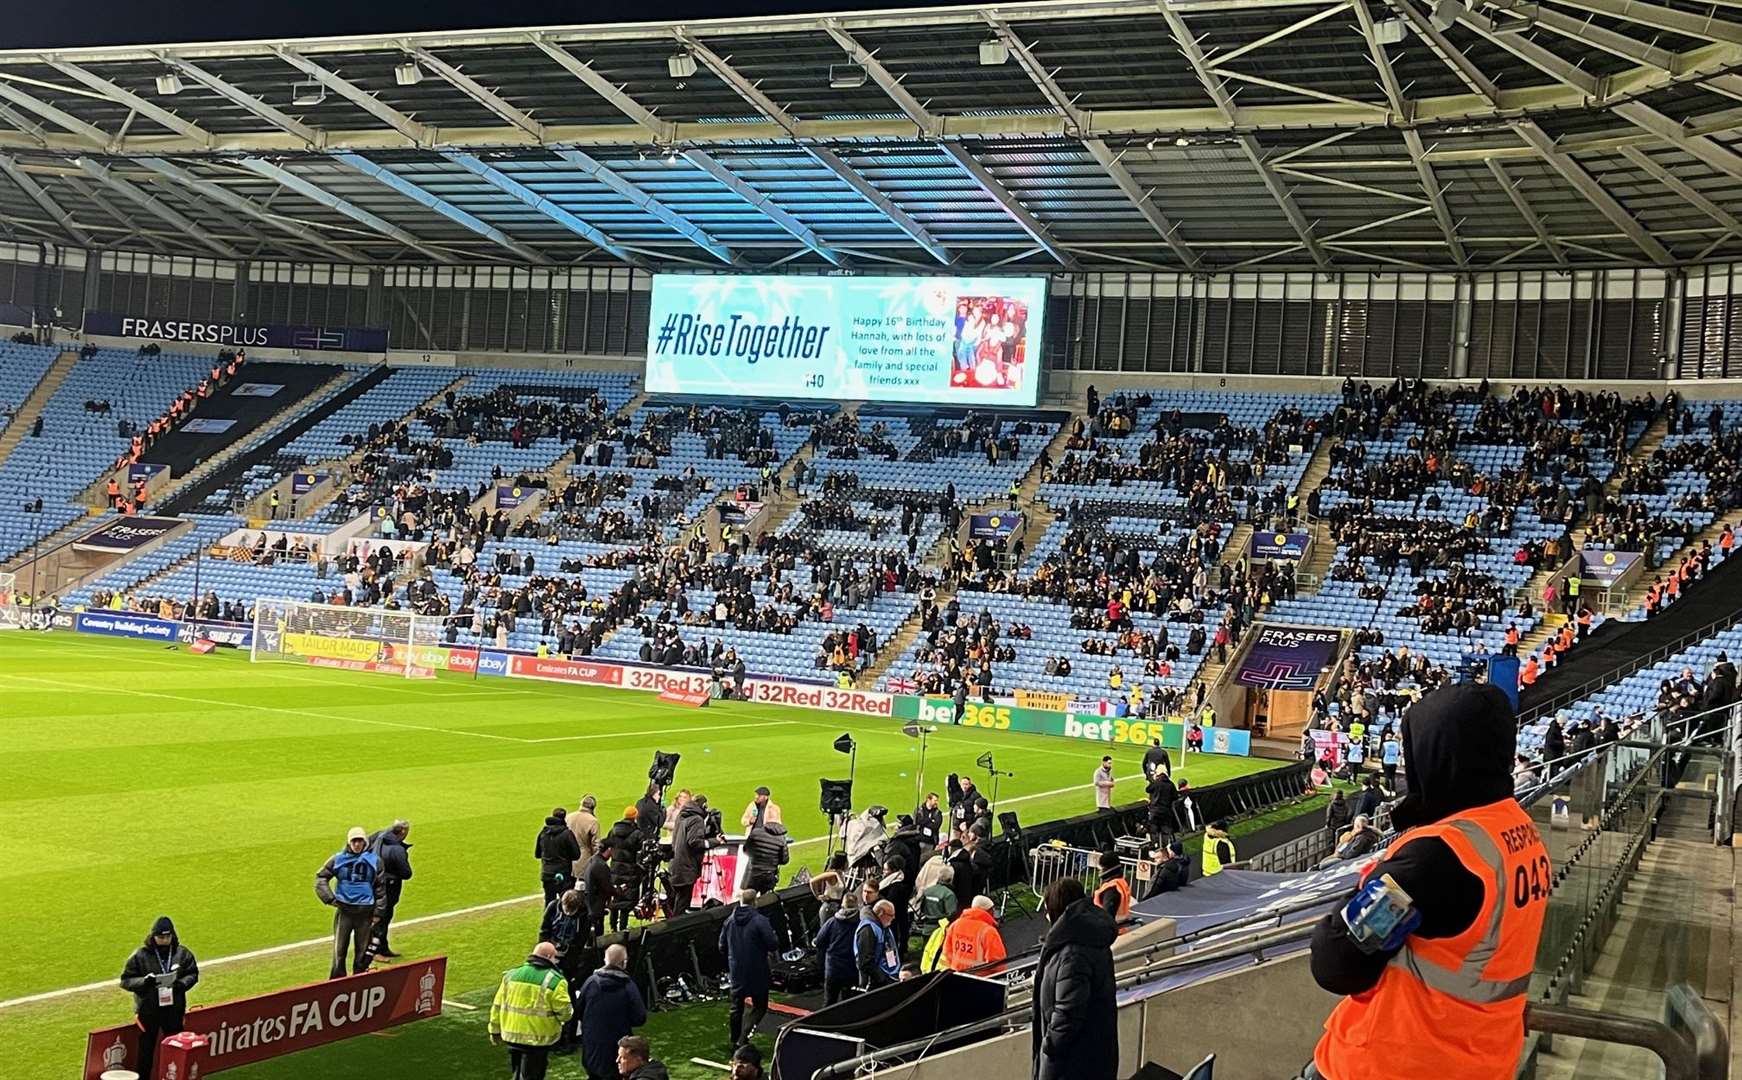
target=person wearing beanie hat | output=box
[605,808,644,934]
[315,826,380,979]
[119,915,199,1080]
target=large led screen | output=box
[645,274,1047,405]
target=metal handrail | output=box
[1521,609,1742,722]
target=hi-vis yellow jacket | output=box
[488,957,572,1047]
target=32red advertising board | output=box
[83,958,446,1079]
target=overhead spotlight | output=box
[393,63,424,86]
[979,38,1010,66]
[668,51,697,79]
[1430,0,1458,31]
[829,63,867,89]
[1175,134,1191,147]
[1373,17,1407,44]
[1146,137,1157,150]
[664,147,678,164]
[1491,13,1534,34]
[155,73,182,96]
[290,79,326,106]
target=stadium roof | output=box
[3,0,1742,273]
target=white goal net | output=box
[0,571,18,630]
[250,597,442,678]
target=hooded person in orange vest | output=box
[1302,684,1549,1080]
[941,895,1006,973]
[1091,849,1132,922]
[1519,654,1539,686]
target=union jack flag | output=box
[887,676,916,694]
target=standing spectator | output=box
[569,795,601,873]
[740,785,780,830]
[1324,790,1352,837]
[616,1036,669,1080]
[718,888,778,1048]
[667,795,714,917]
[813,895,862,1005]
[580,843,613,946]
[577,944,647,1080]
[488,941,572,1080]
[315,827,379,979]
[119,916,199,1080]
[913,791,944,849]
[605,809,642,934]
[1145,769,1178,844]
[537,891,586,1053]
[941,895,1007,972]
[536,808,582,909]
[855,899,900,989]
[367,819,412,959]
[1032,878,1118,1080]
[1381,731,1402,792]
[1141,737,1171,780]
[743,813,791,896]
[1092,755,1116,811]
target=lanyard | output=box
[156,948,174,975]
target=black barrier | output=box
[597,760,1312,1005]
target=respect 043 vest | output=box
[1314,798,1550,1080]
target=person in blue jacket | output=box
[813,895,861,1005]
[718,888,778,1048]
[314,827,378,979]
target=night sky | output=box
[9,0,955,49]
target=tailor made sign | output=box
[83,959,445,1079]
[893,696,1250,755]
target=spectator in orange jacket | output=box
[942,896,1006,973]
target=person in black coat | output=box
[1031,880,1118,1080]
[1144,772,1178,844]
[536,808,583,909]
[1142,841,1189,900]
[605,811,643,933]
[1541,717,1567,776]
[912,793,945,849]
[367,820,413,958]
[634,784,666,843]
[743,818,790,895]
[718,889,778,1047]
[577,944,648,1080]
[120,916,200,1080]
[581,846,613,945]
[667,798,716,917]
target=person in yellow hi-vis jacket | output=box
[489,941,572,1080]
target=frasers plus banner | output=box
[1250,531,1310,560]
[1234,626,1342,691]
[71,515,182,553]
[83,959,445,1079]
[85,311,390,353]
[1580,550,1641,587]
[645,274,1048,406]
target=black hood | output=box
[144,916,178,948]
[1392,683,1517,829]
[1043,897,1117,953]
[756,820,789,839]
[541,816,568,834]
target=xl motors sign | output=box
[84,959,445,1079]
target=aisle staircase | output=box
[857,583,955,691]
[0,348,77,471]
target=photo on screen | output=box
[948,296,1030,391]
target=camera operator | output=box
[605,807,643,934]
[668,793,723,917]
[845,805,890,873]
[635,784,666,844]
[945,774,979,836]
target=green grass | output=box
[0,631,1283,1078]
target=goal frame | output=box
[249,596,439,678]
[0,571,18,630]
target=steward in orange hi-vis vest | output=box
[1308,684,1549,1080]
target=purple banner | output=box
[1579,550,1641,588]
[126,463,168,484]
[1234,625,1341,691]
[291,472,329,497]
[1250,530,1310,560]
[71,515,183,554]
[495,484,537,511]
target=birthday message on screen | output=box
[645,274,1047,406]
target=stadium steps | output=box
[1006,418,1076,555]
[1290,433,1340,587]
[1603,411,1671,501]
[739,403,857,547]
[1531,767,1732,1080]
[0,348,77,471]
[88,366,358,516]
[0,506,103,574]
[547,389,648,487]
[1614,508,1742,614]
[1515,611,1569,665]
[1219,523,1254,569]
[159,366,393,517]
[857,583,955,690]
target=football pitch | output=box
[0,631,1282,1078]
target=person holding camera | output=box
[119,916,199,1080]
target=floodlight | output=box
[155,73,182,96]
[979,39,1010,66]
[1373,18,1407,44]
[291,80,326,106]
[829,63,867,89]
[394,63,424,86]
[668,52,698,79]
